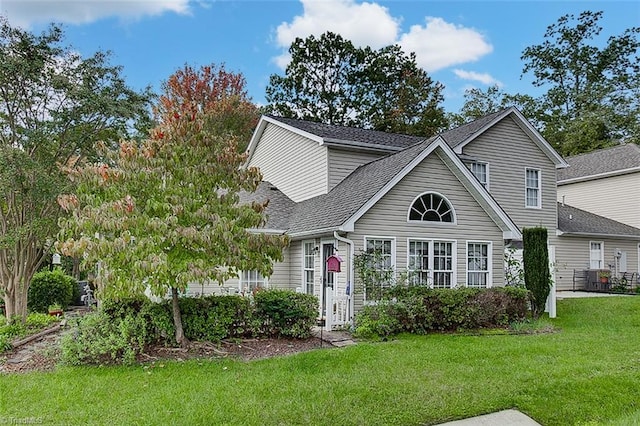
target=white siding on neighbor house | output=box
[555,236,640,291]
[327,148,385,190]
[347,152,505,312]
[249,123,328,202]
[460,116,558,243]
[557,173,640,229]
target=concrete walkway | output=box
[436,409,541,426]
[311,327,356,347]
[556,290,631,299]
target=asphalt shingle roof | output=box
[287,138,437,233]
[440,109,508,148]
[238,182,295,230]
[558,203,640,237]
[557,144,640,182]
[268,116,426,150]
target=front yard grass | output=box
[2,297,639,425]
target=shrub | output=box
[179,295,254,341]
[25,312,60,330]
[353,302,403,338]
[28,269,75,313]
[0,334,11,352]
[523,227,552,318]
[60,312,150,366]
[254,290,318,338]
[354,287,530,338]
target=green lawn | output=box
[2,297,639,425]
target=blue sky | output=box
[2,0,638,113]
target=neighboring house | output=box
[554,203,640,290]
[191,107,589,328]
[557,144,640,228]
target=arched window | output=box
[408,192,455,223]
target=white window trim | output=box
[239,270,268,293]
[302,240,316,295]
[406,191,457,225]
[466,240,493,288]
[363,236,396,270]
[363,236,397,300]
[468,161,490,190]
[589,241,605,270]
[406,238,457,288]
[524,167,542,209]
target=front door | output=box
[321,242,335,317]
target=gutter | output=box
[334,231,355,326]
[557,231,640,240]
[557,166,640,185]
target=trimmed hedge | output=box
[101,289,318,343]
[28,269,75,313]
[254,290,318,338]
[354,287,529,338]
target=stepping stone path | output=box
[312,328,357,347]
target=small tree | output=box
[57,65,288,347]
[522,227,552,318]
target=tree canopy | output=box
[521,10,639,155]
[265,32,447,137]
[57,64,289,346]
[0,19,151,321]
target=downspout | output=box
[334,231,355,326]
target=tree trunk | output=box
[3,276,29,323]
[171,287,187,348]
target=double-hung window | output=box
[407,239,454,288]
[364,237,395,300]
[303,241,315,295]
[241,270,266,292]
[589,241,604,269]
[525,168,541,208]
[467,242,491,288]
[468,162,489,188]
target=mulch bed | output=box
[0,334,327,374]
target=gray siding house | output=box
[191,108,640,327]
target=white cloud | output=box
[273,2,493,74]
[453,69,502,86]
[1,0,191,28]
[273,0,399,67]
[399,17,493,73]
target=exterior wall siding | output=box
[557,173,640,228]
[249,123,328,202]
[460,117,558,244]
[555,236,640,291]
[327,148,385,190]
[347,151,505,312]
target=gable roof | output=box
[557,203,640,239]
[443,107,568,169]
[246,115,426,162]
[557,144,640,184]
[248,136,521,240]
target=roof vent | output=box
[569,214,573,220]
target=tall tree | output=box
[57,66,288,347]
[521,10,639,155]
[265,32,447,137]
[448,85,539,128]
[0,19,151,321]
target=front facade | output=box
[190,110,639,327]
